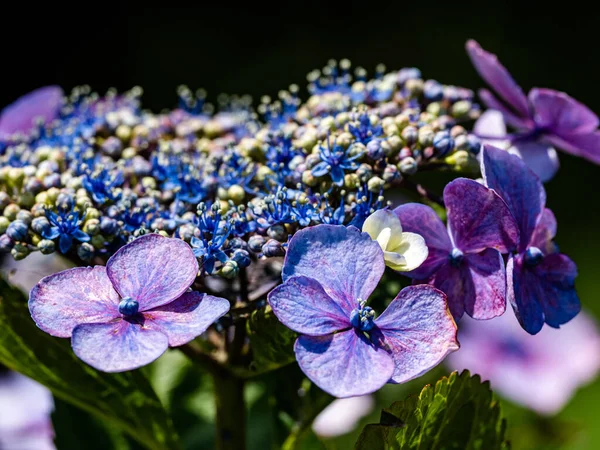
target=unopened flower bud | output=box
[248,235,266,253]
[219,260,239,279]
[367,176,385,193]
[38,239,56,255]
[6,220,28,241]
[231,249,251,268]
[262,239,285,257]
[433,131,455,157]
[11,242,30,260]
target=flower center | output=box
[524,246,544,267]
[449,248,464,267]
[350,299,376,331]
[118,296,139,316]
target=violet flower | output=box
[267,225,458,398]
[482,145,580,334]
[395,178,519,321]
[447,308,600,415]
[467,40,600,181]
[29,234,229,372]
[0,86,63,139]
[0,371,55,450]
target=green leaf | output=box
[246,305,297,374]
[354,370,510,450]
[0,277,180,450]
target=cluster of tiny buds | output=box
[0,61,482,276]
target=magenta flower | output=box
[447,308,600,415]
[395,178,519,321]
[268,225,458,398]
[482,145,580,334]
[467,40,600,181]
[29,234,229,372]
[0,86,64,139]
[0,371,55,450]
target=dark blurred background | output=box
[3,3,600,448]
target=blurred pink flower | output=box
[0,371,55,450]
[447,308,600,414]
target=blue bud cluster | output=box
[0,62,481,273]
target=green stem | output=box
[213,369,246,450]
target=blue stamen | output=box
[524,246,544,267]
[449,248,464,267]
[350,300,376,332]
[118,297,139,316]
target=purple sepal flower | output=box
[482,145,581,334]
[395,178,519,321]
[467,40,600,176]
[29,234,229,372]
[447,308,600,415]
[268,225,458,398]
[0,86,64,139]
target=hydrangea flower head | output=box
[447,308,600,415]
[29,234,229,372]
[267,225,458,398]
[482,145,580,334]
[362,209,428,271]
[0,86,63,139]
[467,40,600,181]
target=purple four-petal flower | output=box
[395,178,519,321]
[467,40,600,179]
[267,225,459,398]
[482,145,580,334]
[29,234,230,372]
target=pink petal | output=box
[0,86,63,137]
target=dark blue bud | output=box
[433,131,454,156]
[77,242,95,261]
[118,297,139,316]
[231,249,251,268]
[366,139,384,159]
[248,235,266,253]
[466,135,481,155]
[6,220,28,241]
[31,217,51,234]
[262,239,285,257]
[43,173,61,189]
[524,247,544,267]
[56,192,75,212]
[229,237,248,251]
[100,216,119,235]
[449,248,464,267]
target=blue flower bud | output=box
[397,68,422,85]
[466,135,481,155]
[56,192,75,212]
[423,80,444,101]
[366,139,384,159]
[118,297,140,316]
[524,247,544,267]
[267,224,288,242]
[6,220,28,241]
[433,131,454,157]
[248,235,266,253]
[262,239,285,257]
[31,217,51,235]
[100,217,119,235]
[0,234,14,252]
[231,249,251,268]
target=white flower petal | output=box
[362,210,403,250]
[388,232,429,271]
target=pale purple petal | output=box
[0,86,63,137]
[424,262,465,320]
[474,109,507,138]
[282,225,385,313]
[444,178,519,254]
[294,330,394,398]
[312,395,374,437]
[463,249,507,319]
[466,40,529,117]
[29,266,120,338]
[482,145,546,251]
[394,203,452,279]
[545,131,600,164]
[144,292,230,347]
[529,208,558,254]
[375,285,458,383]
[268,276,351,335]
[477,89,532,130]
[447,309,600,415]
[509,253,580,334]
[107,234,198,311]
[529,88,599,135]
[508,141,559,182]
[71,320,169,372]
